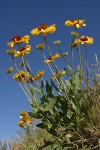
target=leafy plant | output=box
[6,19,100,149]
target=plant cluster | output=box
[6,19,100,149]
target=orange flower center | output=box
[71,20,75,22]
[38,24,48,31]
[20,47,25,51]
[80,37,88,41]
[12,35,22,41]
[48,55,53,60]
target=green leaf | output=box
[51,81,59,91]
[28,112,42,119]
[74,65,82,87]
[40,97,57,111]
[41,80,45,89]
[44,97,57,111]
[43,145,52,150]
[95,53,98,65]
[46,81,52,95]
[36,123,45,128]
[33,86,43,96]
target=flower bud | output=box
[53,40,61,45]
[6,67,13,73]
[36,43,45,49]
[62,52,68,57]
[7,49,16,56]
[71,31,79,37]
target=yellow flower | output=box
[26,117,33,125]
[7,41,15,47]
[31,24,56,36]
[44,59,52,64]
[52,53,60,59]
[65,19,86,28]
[80,36,94,44]
[71,36,94,47]
[14,51,22,57]
[37,70,44,75]
[50,70,66,80]
[36,43,45,49]
[7,35,22,47]
[13,70,29,82]
[6,67,13,73]
[46,24,56,33]
[21,116,28,122]
[21,35,30,43]
[20,110,27,116]
[18,110,33,128]
[44,53,60,64]
[15,45,31,57]
[34,70,44,80]
[31,28,40,36]
[71,39,80,47]
[18,121,25,127]
[26,116,33,125]
[7,35,30,47]
[25,76,34,83]
[60,70,66,74]
[21,45,31,54]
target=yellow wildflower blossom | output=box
[71,39,80,47]
[21,116,28,122]
[21,35,30,43]
[13,70,29,82]
[65,19,86,28]
[44,53,60,64]
[26,117,33,125]
[7,35,30,47]
[20,110,27,116]
[25,76,34,83]
[18,121,25,127]
[31,28,40,36]
[44,59,52,64]
[18,110,33,128]
[34,70,44,80]
[50,70,66,80]
[15,45,31,57]
[31,24,56,36]
[52,53,60,59]
[80,36,94,44]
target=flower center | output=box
[71,20,79,25]
[80,37,88,41]
[12,35,21,41]
[20,47,25,51]
[71,20,75,22]
[38,24,48,31]
[48,55,53,60]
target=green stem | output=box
[43,36,59,72]
[41,49,60,85]
[84,44,89,88]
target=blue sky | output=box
[0,0,100,140]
